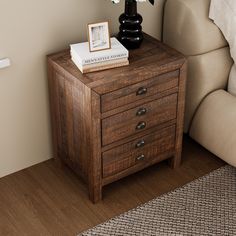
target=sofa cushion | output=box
[163,0,227,56]
[184,48,233,132]
[190,90,236,167]
[209,0,236,96]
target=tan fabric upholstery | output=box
[163,0,227,56]
[163,0,233,132]
[184,48,233,132]
[163,0,236,167]
[190,90,236,167]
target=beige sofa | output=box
[163,0,236,167]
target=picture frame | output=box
[87,21,111,52]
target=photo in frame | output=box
[87,21,111,52]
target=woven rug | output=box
[79,165,236,236]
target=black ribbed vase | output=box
[117,0,143,49]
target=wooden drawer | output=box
[101,70,179,113]
[102,125,176,178]
[102,93,177,146]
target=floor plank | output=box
[0,136,225,236]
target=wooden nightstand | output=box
[47,34,186,203]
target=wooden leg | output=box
[89,183,102,203]
[169,153,182,169]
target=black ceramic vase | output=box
[117,0,143,49]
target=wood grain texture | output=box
[102,94,177,146]
[101,119,176,153]
[48,58,93,181]
[47,34,187,202]
[0,136,225,236]
[102,126,176,178]
[102,151,175,186]
[101,87,179,119]
[170,62,187,168]
[101,70,179,112]
[47,60,61,164]
[88,92,102,203]
[49,34,185,95]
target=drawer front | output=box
[102,125,176,178]
[101,70,179,113]
[102,93,177,146]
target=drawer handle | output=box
[136,108,147,116]
[136,87,148,96]
[136,140,145,148]
[136,154,145,161]
[136,121,146,130]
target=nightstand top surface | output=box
[48,33,186,95]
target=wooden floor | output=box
[0,136,225,236]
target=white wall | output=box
[0,0,165,178]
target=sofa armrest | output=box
[184,48,233,132]
[190,90,236,167]
[163,0,227,56]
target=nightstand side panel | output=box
[48,59,95,182]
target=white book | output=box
[71,55,129,73]
[70,37,129,66]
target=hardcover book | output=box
[71,56,129,73]
[70,37,129,66]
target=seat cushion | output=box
[163,0,227,56]
[190,90,236,167]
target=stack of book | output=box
[70,37,129,73]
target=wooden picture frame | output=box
[87,21,111,52]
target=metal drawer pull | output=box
[136,140,145,148]
[136,154,145,161]
[136,107,147,116]
[136,121,146,130]
[136,87,147,96]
